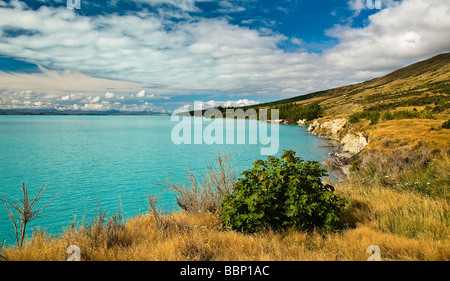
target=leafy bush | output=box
[367,110,380,125]
[354,109,434,124]
[348,114,360,123]
[219,151,346,233]
[382,111,394,121]
[441,119,450,129]
[348,109,380,125]
[392,110,419,119]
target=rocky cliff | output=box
[306,118,368,157]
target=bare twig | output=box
[0,182,53,248]
[0,240,7,260]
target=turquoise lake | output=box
[0,115,335,245]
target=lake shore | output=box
[1,115,448,261]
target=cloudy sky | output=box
[0,0,449,113]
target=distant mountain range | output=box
[0,108,168,116]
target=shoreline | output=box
[1,116,448,261]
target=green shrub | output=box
[441,119,450,129]
[348,114,360,123]
[392,110,419,119]
[420,110,434,119]
[382,111,394,121]
[432,103,450,113]
[368,110,380,125]
[219,150,346,233]
[349,109,380,124]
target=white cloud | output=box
[105,92,115,99]
[0,0,449,112]
[218,0,246,13]
[0,67,145,96]
[280,88,302,96]
[347,0,398,14]
[60,93,83,101]
[0,3,312,93]
[347,0,367,14]
[325,0,450,71]
[82,103,105,111]
[290,37,304,46]
[136,90,146,98]
[89,96,101,103]
[0,88,168,112]
[184,99,260,110]
[133,0,209,12]
[223,99,260,108]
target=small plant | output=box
[0,182,53,248]
[368,110,380,125]
[161,155,236,213]
[382,111,394,121]
[441,119,450,129]
[349,114,360,123]
[65,201,134,255]
[349,109,380,124]
[219,150,346,233]
[0,240,6,260]
[392,110,419,119]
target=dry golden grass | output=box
[2,168,448,261]
[364,119,450,151]
[159,155,236,214]
[2,208,448,261]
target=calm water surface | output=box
[0,115,335,245]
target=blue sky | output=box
[0,0,449,113]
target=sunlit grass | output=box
[2,172,448,261]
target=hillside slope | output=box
[253,53,450,117]
[249,53,450,153]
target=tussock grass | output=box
[159,155,236,214]
[366,119,450,151]
[2,206,448,261]
[340,148,449,242]
[348,147,449,199]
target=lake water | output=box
[0,115,335,245]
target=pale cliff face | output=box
[307,118,368,156]
[341,132,368,155]
[307,118,347,140]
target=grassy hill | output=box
[249,53,450,117]
[244,53,450,152]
